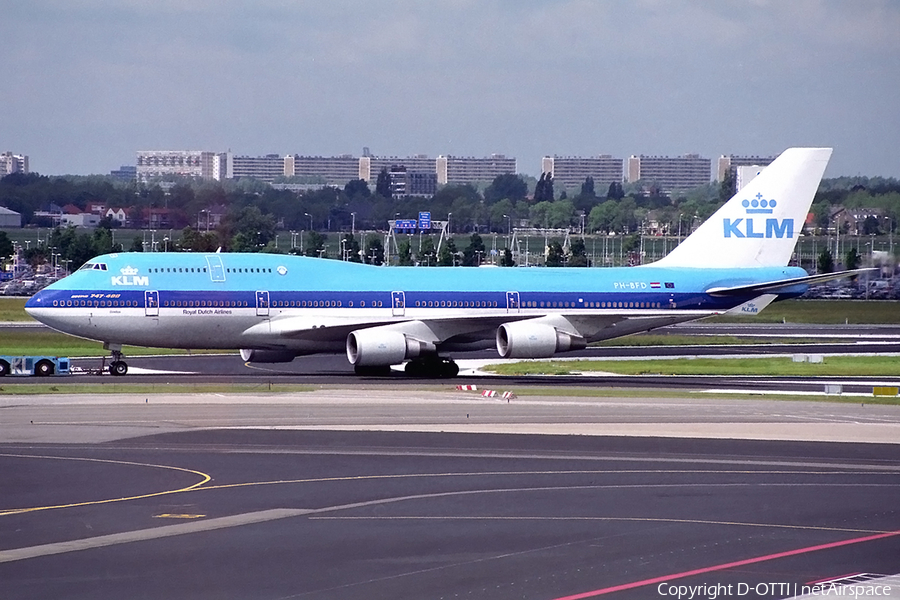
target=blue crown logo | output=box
[742,193,776,214]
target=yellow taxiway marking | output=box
[0,453,211,517]
[153,513,207,519]
[194,468,895,492]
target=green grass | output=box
[593,334,825,347]
[0,298,33,322]
[0,328,226,357]
[484,356,900,377]
[493,386,900,405]
[712,299,900,324]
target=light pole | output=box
[305,212,312,231]
[351,212,356,237]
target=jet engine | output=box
[239,349,297,363]
[346,328,436,367]
[496,322,586,359]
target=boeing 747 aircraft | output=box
[24,147,862,377]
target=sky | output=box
[2,1,899,179]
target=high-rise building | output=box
[365,155,436,182]
[716,154,776,182]
[110,165,137,181]
[1,152,29,175]
[384,165,437,198]
[288,155,360,185]
[541,155,623,190]
[136,151,216,182]
[436,154,516,185]
[625,154,711,193]
[230,154,288,182]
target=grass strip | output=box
[483,356,900,377]
[0,328,228,357]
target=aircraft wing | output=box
[705,268,877,297]
[243,310,711,348]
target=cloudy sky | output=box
[2,1,898,178]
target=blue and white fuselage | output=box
[25,148,851,377]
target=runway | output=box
[3,322,900,599]
[2,390,900,599]
[35,350,899,397]
[2,428,900,599]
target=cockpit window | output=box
[80,263,107,271]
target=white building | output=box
[136,151,217,182]
[541,155,624,190]
[1,152,29,175]
[0,206,22,227]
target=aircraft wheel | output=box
[441,359,460,378]
[0,360,10,377]
[34,360,55,377]
[404,360,425,377]
[405,357,459,378]
[353,364,391,377]
[110,361,129,376]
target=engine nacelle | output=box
[346,328,435,367]
[496,322,586,359]
[240,349,297,363]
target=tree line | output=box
[2,169,898,271]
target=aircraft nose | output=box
[24,289,47,317]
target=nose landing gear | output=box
[104,343,129,376]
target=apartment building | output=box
[286,154,360,184]
[716,154,776,182]
[136,151,216,182]
[230,154,286,182]
[626,154,712,192]
[540,155,624,190]
[1,152,29,175]
[436,154,517,185]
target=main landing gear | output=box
[352,356,459,378]
[404,356,459,379]
[104,343,129,376]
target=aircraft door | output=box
[145,290,159,317]
[256,291,270,317]
[506,291,520,313]
[391,291,405,317]
[205,255,226,282]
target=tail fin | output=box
[650,147,832,268]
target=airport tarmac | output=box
[2,389,900,599]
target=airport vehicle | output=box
[0,355,71,377]
[24,148,865,377]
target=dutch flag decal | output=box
[650,282,661,288]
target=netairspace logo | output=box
[657,581,894,598]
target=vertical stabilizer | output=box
[650,147,832,268]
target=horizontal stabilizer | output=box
[723,294,777,316]
[706,268,877,296]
